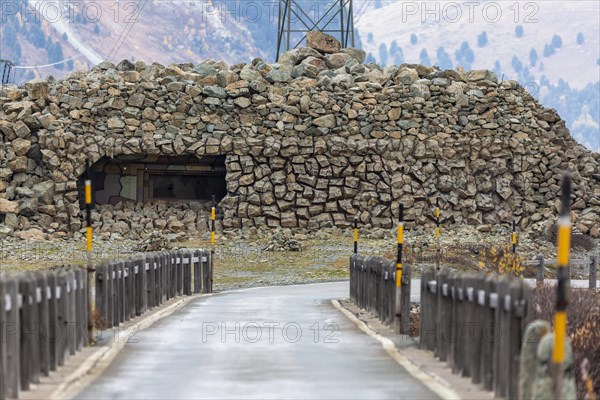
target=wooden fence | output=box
[349,254,412,334]
[0,249,212,399]
[526,254,598,288]
[419,267,532,399]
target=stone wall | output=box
[1,43,599,239]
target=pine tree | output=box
[436,47,452,70]
[420,48,431,66]
[543,44,555,57]
[393,47,404,65]
[410,34,417,45]
[511,55,522,73]
[477,31,488,47]
[551,34,562,48]
[379,43,388,66]
[515,25,524,38]
[529,49,538,67]
[576,32,585,45]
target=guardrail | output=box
[349,254,412,334]
[0,249,212,400]
[419,267,532,399]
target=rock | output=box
[0,225,13,237]
[234,97,251,109]
[12,138,31,156]
[32,181,55,204]
[13,121,31,138]
[396,68,419,84]
[19,198,38,216]
[313,115,336,128]
[0,198,20,214]
[167,219,185,232]
[340,48,366,63]
[107,117,125,129]
[16,228,46,241]
[26,79,49,100]
[202,85,227,98]
[116,59,136,71]
[266,69,292,83]
[306,30,341,54]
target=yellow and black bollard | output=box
[552,173,572,399]
[395,203,405,332]
[353,216,358,254]
[84,161,96,346]
[512,220,518,254]
[396,204,404,287]
[211,195,216,250]
[435,199,441,271]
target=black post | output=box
[551,173,572,398]
[512,220,517,254]
[84,160,95,345]
[353,216,358,254]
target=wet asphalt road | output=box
[76,281,439,400]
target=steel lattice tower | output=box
[276,0,355,61]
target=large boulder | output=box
[306,31,341,54]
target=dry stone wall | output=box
[1,43,599,239]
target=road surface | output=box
[75,281,440,400]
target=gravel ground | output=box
[1,225,598,289]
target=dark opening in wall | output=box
[84,155,226,206]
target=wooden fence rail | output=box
[527,254,598,288]
[420,267,532,398]
[0,248,212,400]
[349,254,412,334]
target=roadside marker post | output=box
[551,173,572,399]
[211,195,216,250]
[395,204,404,333]
[512,220,518,254]
[353,216,358,254]
[435,199,441,271]
[84,161,96,346]
[210,195,216,291]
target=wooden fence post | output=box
[152,253,162,306]
[419,268,436,351]
[590,255,598,289]
[106,263,115,328]
[34,271,50,377]
[387,261,395,327]
[0,276,19,398]
[508,277,530,399]
[19,273,40,389]
[146,255,155,309]
[46,271,58,372]
[116,262,125,325]
[446,270,457,366]
[537,255,544,284]
[65,270,77,357]
[469,273,484,385]
[400,264,411,334]
[495,275,512,398]
[435,268,448,360]
[136,257,147,316]
[481,274,496,391]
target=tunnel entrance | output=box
[87,155,226,206]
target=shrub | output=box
[478,243,525,276]
[531,285,600,399]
